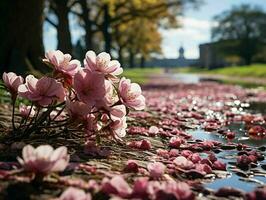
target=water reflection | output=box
[171,73,200,84]
[206,174,259,192]
[189,122,266,147]
[189,127,266,191]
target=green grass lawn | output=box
[122,67,163,84]
[208,64,266,78]
[174,64,266,89]
[176,64,266,78]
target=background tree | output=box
[113,18,162,68]
[46,0,74,53]
[70,0,199,54]
[212,4,266,65]
[0,0,200,74]
[0,0,46,74]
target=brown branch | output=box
[69,9,82,17]
[67,0,79,8]
[45,16,57,28]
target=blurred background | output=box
[1,0,266,87]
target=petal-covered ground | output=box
[0,76,266,199]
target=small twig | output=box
[11,100,16,131]
[23,103,34,126]
[34,107,41,122]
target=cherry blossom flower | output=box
[148,126,159,136]
[84,114,98,138]
[127,139,152,150]
[109,116,127,138]
[181,150,193,158]
[208,152,217,163]
[156,149,170,159]
[248,150,263,161]
[124,160,139,173]
[248,125,266,139]
[169,136,184,148]
[147,181,195,200]
[147,162,166,179]
[118,77,145,110]
[128,126,148,135]
[131,177,149,199]
[101,80,119,107]
[19,104,35,117]
[200,158,213,166]
[169,149,179,157]
[108,105,127,138]
[248,155,257,163]
[17,144,69,174]
[173,156,194,170]
[66,99,91,121]
[59,187,91,200]
[195,163,212,174]
[226,131,236,141]
[101,176,132,198]
[188,153,201,164]
[18,75,65,106]
[2,72,24,100]
[246,186,266,200]
[237,155,252,169]
[109,105,126,121]
[73,69,106,107]
[213,160,226,171]
[44,50,81,85]
[84,51,123,76]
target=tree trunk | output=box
[0,0,46,75]
[103,4,112,54]
[140,55,145,68]
[240,38,254,65]
[54,0,72,53]
[118,47,124,67]
[80,0,93,50]
[244,55,252,65]
[129,50,135,68]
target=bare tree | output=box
[46,0,73,53]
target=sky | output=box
[44,0,266,59]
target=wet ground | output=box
[0,73,265,199]
[146,73,266,193]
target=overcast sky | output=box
[43,0,266,59]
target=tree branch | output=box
[67,0,79,8]
[45,16,57,28]
[69,9,82,17]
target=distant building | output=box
[144,43,230,69]
[199,42,228,69]
[145,46,199,68]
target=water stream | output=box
[173,73,266,191]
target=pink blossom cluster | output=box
[57,175,194,200]
[17,144,69,174]
[101,175,195,200]
[2,50,145,142]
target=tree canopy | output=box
[52,0,200,67]
[212,4,266,65]
[0,0,201,74]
